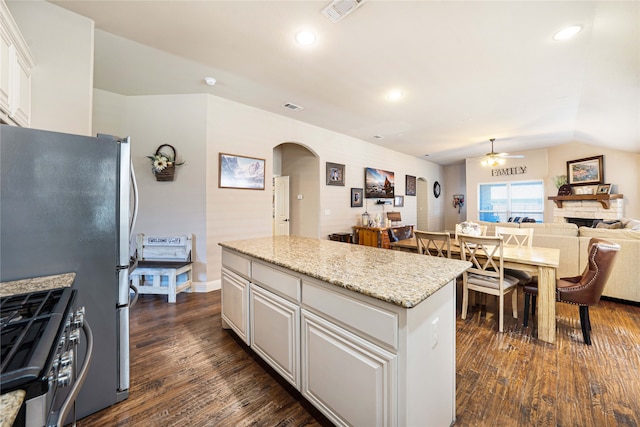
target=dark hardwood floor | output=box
[76,285,640,427]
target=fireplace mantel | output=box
[548,194,624,209]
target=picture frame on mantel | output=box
[596,183,611,194]
[567,155,604,186]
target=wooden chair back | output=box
[495,226,533,247]
[414,231,451,258]
[458,235,505,282]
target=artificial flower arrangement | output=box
[146,144,185,181]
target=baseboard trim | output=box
[192,279,221,293]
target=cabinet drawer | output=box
[252,261,301,303]
[222,249,251,279]
[302,280,398,350]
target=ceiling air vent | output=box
[281,102,304,111]
[321,0,365,23]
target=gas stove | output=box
[1,287,89,427]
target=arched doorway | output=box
[273,143,320,237]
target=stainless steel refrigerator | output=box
[0,124,137,419]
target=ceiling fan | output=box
[481,138,524,167]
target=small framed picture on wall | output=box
[405,175,416,196]
[326,162,345,186]
[351,188,363,207]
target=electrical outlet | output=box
[431,318,439,348]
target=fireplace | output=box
[566,217,601,228]
[551,195,624,225]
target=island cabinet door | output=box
[249,283,300,389]
[221,268,250,345]
[301,309,397,427]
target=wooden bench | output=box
[130,234,193,303]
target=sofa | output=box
[475,218,640,303]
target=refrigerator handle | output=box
[130,158,139,239]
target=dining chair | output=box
[459,235,519,333]
[494,226,534,286]
[414,231,451,258]
[522,238,620,345]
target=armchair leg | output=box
[579,306,592,345]
[523,294,530,327]
[531,295,536,315]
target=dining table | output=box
[391,236,561,344]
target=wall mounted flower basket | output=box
[147,144,184,182]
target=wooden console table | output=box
[353,225,414,249]
[548,194,623,209]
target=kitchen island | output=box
[219,236,470,427]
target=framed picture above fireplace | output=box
[567,155,603,186]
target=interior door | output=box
[274,176,290,236]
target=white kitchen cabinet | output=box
[0,0,35,127]
[221,268,250,345]
[250,283,300,388]
[219,242,459,426]
[301,309,396,427]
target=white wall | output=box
[547,143,639,221]
[206,95,443,282]
[463,145,639,222]
[8,0,94,135]
[93,90,209,282]
[443,164,466,230]
[465,148,548,221]
[94,90,445,285]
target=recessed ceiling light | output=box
[295,31,317,46]
[204,77,216,86]
[553,25,582,41]
[386,90,404,101]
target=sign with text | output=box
[491,166,527,177]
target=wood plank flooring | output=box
[76,286,640,427]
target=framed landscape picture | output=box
[219,153,265,190]
[567,155,603,186]
[365,167,394,199]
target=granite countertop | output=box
[0,272,75,297]
[219,236,471,308]
[0,390,25,427]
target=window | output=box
[478,180,544,222]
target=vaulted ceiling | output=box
[50,0,639,165]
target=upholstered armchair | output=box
[523,238,620,345]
